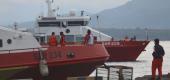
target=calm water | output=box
[91,41,170,79]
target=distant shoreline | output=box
[95,28,170,41]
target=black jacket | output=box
[152,44,165,59]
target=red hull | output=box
[0,44,109,80]
[101,41,150,61]
[8,59,105,80]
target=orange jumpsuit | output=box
[49,35,57,46]
[152,58,163,80]
[152,45,165,80]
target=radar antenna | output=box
[46,0,55,17]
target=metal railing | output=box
[0,47,42,54]
[96,65,133,80]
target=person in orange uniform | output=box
[152,38,165,80]
[49,32,57,46]
[84,29,91,45]
[60,32,66,47]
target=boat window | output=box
[0,39,2,47]
[40,36,45,44]
[66,29,70,33]
[67,21,88,26]
[41,17,56,20]
[62,22,67,28]
[38,22,60,27]
[35,36,46,44]
[7,39,12,44]
[84,21,89,26]
[65,35,74,42]
[76,36,83,43]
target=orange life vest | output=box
[49,35,57,46]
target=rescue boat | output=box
[0,26,109,80]
[30,0,149,62]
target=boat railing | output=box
[97,40,149,46]
[40,41,124,46]
[40,42,86,46]
[96,65,133,80]
[0,47,47,54]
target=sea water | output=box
[90,41,170,79]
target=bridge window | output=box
[0,39,2,47]
[65,35,74,42]
[38,22,60,27]
[62,22,67,28]
[76,36,83,42]
[68,21,88,26]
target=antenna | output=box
[97,15,102,41]
[14,22,18,30]
[145,28,149,40]
[40,3,44,18]
[81,10,84,16]
[46,0,55,17]
[56,6,60,16]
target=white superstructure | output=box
[0,26,41,53]
[32,0,112,44]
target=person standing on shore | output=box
[152,38,165,80]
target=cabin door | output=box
[36,36,46,44]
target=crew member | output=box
[84,29,93,45]
[60,32,66,47]
[49,32,57,46]
[124,36,129,41]
[111,37,114,41]
[152,38,165,80]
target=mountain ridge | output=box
[90,0,170,29]
[12,0,170,29]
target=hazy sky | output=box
[0,0,130,26]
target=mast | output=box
[97,15,102,41]
[145,28,149,40]
[14,22,18,30]
[46,0,55,17]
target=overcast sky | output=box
[0,0,130,26]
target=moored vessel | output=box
[0,26,109,80]
[30,0,149,62]
[101,41,149,61]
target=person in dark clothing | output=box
[152,38,165,80]
[84,30,91,45]
[60,32,66,47]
